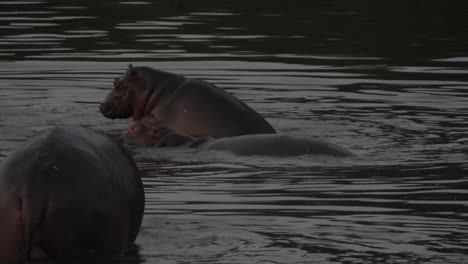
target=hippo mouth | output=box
[99,101,133,119]
[99,104,117,119]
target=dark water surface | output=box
[1,1,468,263]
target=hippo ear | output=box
[127,64,140,80]
[128,64,136,74]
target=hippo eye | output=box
[115,84,126,93]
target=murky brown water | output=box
[1,1,468,263]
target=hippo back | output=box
[204,134,354,157]
[0,126,144,260]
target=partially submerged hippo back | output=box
[121,121,354,157]
[100,64,276,138]
[205,134,354,157]
[210,134,354,157]
[0,126,145,261]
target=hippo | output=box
[99,64,276,138]
[0,126,145,261]
[119,121,354,157]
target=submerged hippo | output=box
[99,64,276,138]
[120,121,354,157]
[0,126,145,261]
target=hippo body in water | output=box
[0,126,145,262]
[121,121,354,157]
[99,64,276,138]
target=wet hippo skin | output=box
[99,64,276,138]
[120,121,354,157]
[0,126,145,261]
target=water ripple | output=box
[1,1,468,263]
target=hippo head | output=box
[99,64,156,120]
[119,121,176,147]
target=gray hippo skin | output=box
[121,121,354,157]
[99,64,276,138]
[0,126,145,262]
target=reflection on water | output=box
[1,0,468,263]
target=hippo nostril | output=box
[128,122,139,133]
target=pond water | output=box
[1,1,468,263]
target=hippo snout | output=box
[99,103,114,119]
